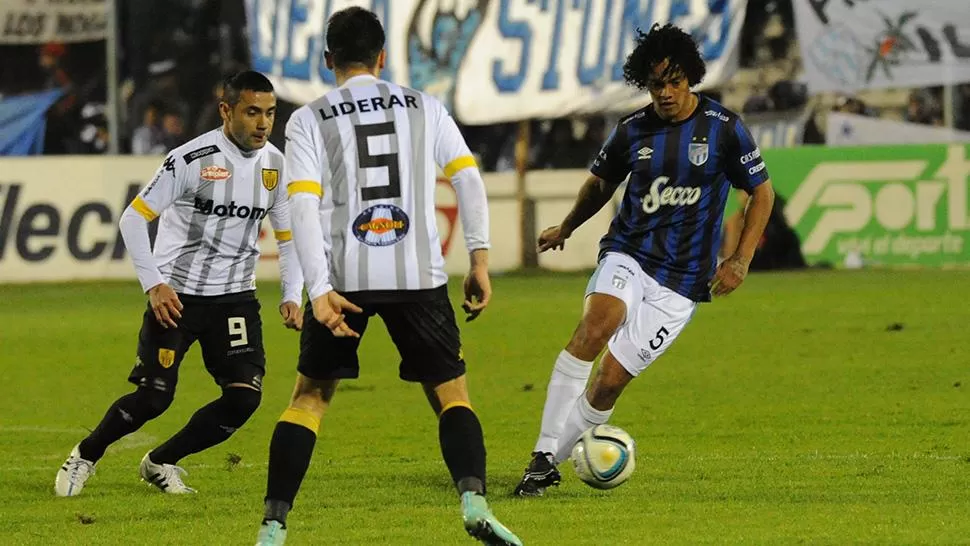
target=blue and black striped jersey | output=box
[591,95,769,302]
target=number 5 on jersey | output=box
[355,122,400,201]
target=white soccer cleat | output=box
[55,444,96,497]
[139,453,197,494]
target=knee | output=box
[222,387,262,425]
[567,296,626,358]
[568,320,619,358]
[135,387,174,419]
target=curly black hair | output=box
[622,23,706,90]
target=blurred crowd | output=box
[2,0,969,164]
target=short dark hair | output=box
[326,7,385,70]
[221,70,274,107]
[623,24,706,90]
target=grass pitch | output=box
[1,270,968,545]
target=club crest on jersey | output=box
[352,204,410,247]
[688,143,709,166]
[200,165,230,181]
[261,169,279,191]
[158,349,175,369]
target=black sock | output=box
[264,412,319,523]
[438,405,487,496]
[150,387,260,465]
[78,388,172,463]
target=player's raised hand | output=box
[710,254,750,297]
[311,291,363,338]
[148,283,182,329]
[279,301,304,331]
[537,224,570,252]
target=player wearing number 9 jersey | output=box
[254,7,521,546]
[54,71,305,498]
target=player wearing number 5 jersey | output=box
[513,24,776,496]
[255,7,521,546]
[54,71,304,498]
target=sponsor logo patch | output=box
[352,205,410,247]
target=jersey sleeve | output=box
[432,99,478,176]
[129,154,189,221]
[284,109,324,198]
[589,124,631,185]
[724,118,770,192]
[268,177,304,305]
[269,173,293,240]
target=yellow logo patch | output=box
[261,168,279,191]
[158,349,176,369]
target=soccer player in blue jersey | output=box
[514,23,775,496]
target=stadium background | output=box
[1,1,969,545]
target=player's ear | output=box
[218,101,232,124]
[377,49,386,71]
[324,51,334,71]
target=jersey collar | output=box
[341,74,379,88]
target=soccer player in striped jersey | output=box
[513,23,776,496]
[54,71,304,497]
[255,7,521,546]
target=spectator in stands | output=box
[194,79,225,137]
[905,90,942,126]
[160,108,186,152]
[535,119,587,169]
[131,99,167,155]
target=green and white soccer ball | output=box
[570,424,636,490]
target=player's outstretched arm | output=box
[538,174,618,253]
[711,180,775,296]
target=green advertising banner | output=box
[736,144,970,267]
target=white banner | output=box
[743,107,813,149]
[245,0,746,124]
[0,157,610,285]
[0,0,107,44]
[826,111,970,147]
[794,0,970,94]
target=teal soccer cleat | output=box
[255,520,287,546]
[461,491,523,546]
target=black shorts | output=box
[297,285,465,383]
[128,291,265,393]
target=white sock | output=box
[533,350,593,455]
[553,394,613,464]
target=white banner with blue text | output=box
[245,0,746,124]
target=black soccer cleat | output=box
[513,451,561,497]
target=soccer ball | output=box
[570,424,636,490]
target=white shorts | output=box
[585,252,697,377]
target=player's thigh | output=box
[582,252,645,332]
[297,300,373,381]
[378,290,465,385]
[607,279,697,377]
[198,299,266,390]
[129,302,197,393]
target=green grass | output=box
[1,270,969,545]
